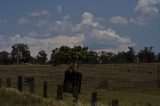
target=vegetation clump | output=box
[0,88,64,106]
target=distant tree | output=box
[0,51,10,64]
[106,52,116,63]
[29,56,37,64]
[50,46,90,70]
[126,47,136,63]
[36,50,48,64]
[137,46,155,63]
[50,46,71,65]
[11,43,30,64]
[99,51,108,64]
[87,51,98,64]
[116,51,127,63]
[156,53,160,63]
[115,47,136,63]
[98,51,115,64]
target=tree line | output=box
[0,43,160,65]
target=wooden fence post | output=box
[0,78,2,88]
[112,100,119,106]
[29,78,35,94]
[77,73,82,93]
[7,78,11,88]
[57,85,63,101]
[91,92,97,106]
[43,81,48,98]
[158,65,160,88]
[73,87,79,106]
[18,76,23,92]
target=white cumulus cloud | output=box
[35,16,73,34]
[110,16,128,25]
[0,11,135,56]
[0,35,11,52]
[90,28,134,52]
[10,34,85,56]
[33,11,135,54]
[130,0,160,26]
[135,0,160,15]
[81,12,99,27]
[73,12,100,32]
[129,17,147,26]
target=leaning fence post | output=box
[112,100,119,106]
[73,87,79,106]
[91,92,97,106]
[18,76,23,92]
[43,81,48,98]
[57,85,63,101]
[29,77,35,94]
[7,78,11,88]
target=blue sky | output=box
[0,0,160,56]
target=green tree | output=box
[137,46,155,63]
[50,46,90,70]
[36,50,48,64]
[50,46,70,64]
[11,43,30,64]
[99,51,108,64]
[99,51,115,64]
[29,56,37,64]
[116,51,127,63]
[87,51,98,64]
[156,53,160,62]
[126,47,136,63]
[114,47,136,63]
[0,51,10,64]
[106,52,115,63]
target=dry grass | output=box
[0,88,56,106]
[0,63,159,89]
[1,88,160,106]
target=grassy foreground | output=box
[0,88,160,106]
[0,88,65,106]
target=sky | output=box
[0,0,160,56]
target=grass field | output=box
[0,63,159,89]
[1,88,160,106]
[0,88,64,106]
[0,63,160,105]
